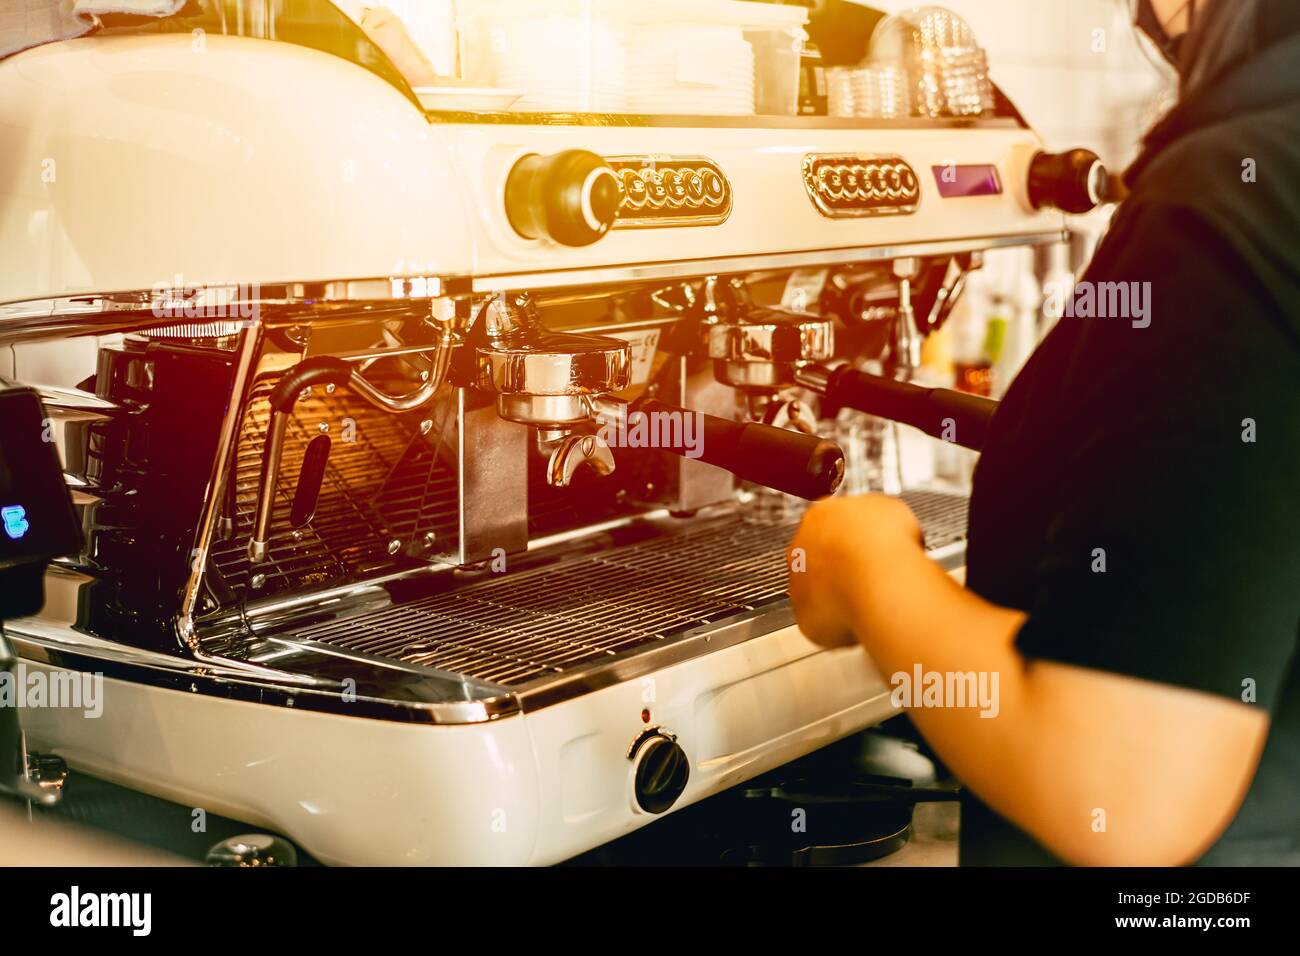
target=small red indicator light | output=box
[640,709,651,723]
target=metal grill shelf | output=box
[291,490,970,688]
[209,385,460,598]
[902,489,970,552]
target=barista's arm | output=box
[787,494,1270,867]
[790,204,1299,866]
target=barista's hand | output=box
[787,495,924,649]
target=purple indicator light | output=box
[932,165,1003,198]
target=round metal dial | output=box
[504,150,621,247]
[630,729,690,814]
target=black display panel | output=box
[0,388,82,571]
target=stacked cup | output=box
[868,5,995,118]
[826,64,911,119]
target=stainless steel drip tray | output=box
[276,490,970,713]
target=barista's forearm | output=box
[844,539,1266,865]
[844,541,1035,824]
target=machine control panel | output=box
[802,154,921,218]
[607,156,732,228]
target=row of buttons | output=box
[608,158,731,225]
[816,162,918,202]
[803,156,921,217]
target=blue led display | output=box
[2,504,30,541]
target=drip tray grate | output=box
[293,491,969,688]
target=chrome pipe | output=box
[343,316,456,413]
[176,322,264,648]
[247,411,289,564]
[347,371,442,413]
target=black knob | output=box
[1028,148,1110,214]
[632,731,690,814]
[505,149,621,247]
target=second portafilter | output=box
[699,276,997,452]
[706,299,836,436]
[474,294,845,500]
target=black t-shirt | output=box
[961,200,1300,865]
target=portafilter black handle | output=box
[798,365,997,452]
[637,399,845,500]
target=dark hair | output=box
[1179,0,1300,94]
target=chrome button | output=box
[885,166,903,199]
[701,167,726,203]
[662,168,687,207]
[682,169,706,205]
[643,169,668,208]
[621,168,648,209]
[874,166,890,198]
[900,166,919,197]
[840,167,860,201]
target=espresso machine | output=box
[0,0,1107,864]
